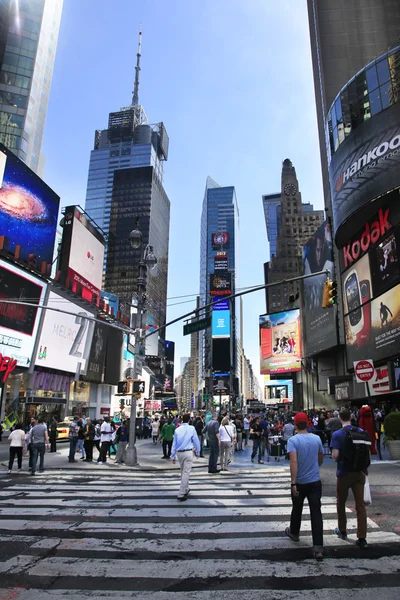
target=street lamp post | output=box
[124,219,157,467]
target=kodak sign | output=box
[342,208,392,268]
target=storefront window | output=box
[68,381,91,417]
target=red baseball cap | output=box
[294,412,308,425]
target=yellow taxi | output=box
[55,421,71,441]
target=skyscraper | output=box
[199,176,240,399]
[262,193,281,257]
[84,31,170,337]
[307,0,400,210]
[264,159,324,313]
[0,0,63,175]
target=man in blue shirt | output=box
[285,412,324,561]
[171,413,200,501]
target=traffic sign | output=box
[133,380,145,393]
[183,316,211,336]
[354,359,375,383]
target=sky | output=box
[41,0,324,387]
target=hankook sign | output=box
[329,103,400,246]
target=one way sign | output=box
[133,380,145,394]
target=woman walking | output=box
[76,420,86,460]
[8,423,25,473]
[49,418,58,452]
[84,418,95,462]
[219,416,236,472]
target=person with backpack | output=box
[330,407,371,549]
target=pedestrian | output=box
[205,412,220,474]
[151,418,160,444]
[194,415,205,457]
[160,417,175,459]
[93,420,101,456]
[48,418,58,452]
[234,416,243,452]
[329,411,342,433]
[98,417,113,464]
[250,416,264,464]
[84,418,95,462]
[0,420,4,441]
[68,416,80,463]
[285,411,324,561]
[171,413,200,501]
[115,420,129,464]
[243,415,250,446]
[30,417,50,475]
[76,420,86,460]
[282,418,295,457]
[330,408,371,549]
[7,423,25,473]
[108,421,118,457]
[219,416,236,472]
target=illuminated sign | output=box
[211,232,229,250]
[212,309,230,338]
[342,208,392,268]
[214,253,228,271]
[260,309,302,374]
[210,273,232,296]
[213,298,229,311]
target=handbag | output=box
[364,476,372,506]
[224,425,233,445]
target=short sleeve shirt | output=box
[287,433,323,484]
[31,424,47,445]
[206,420,220,442]
[330,425,365,476]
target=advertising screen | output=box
[35,291,95,374]
[60,207,105,300]
[369,227,400,298]
[260,309,302,374]
[84,323,108,383]
[214,253,228,271]
[211,232,229,250]
[264,379,293,404]
[212,309,230,338]
[391,358,400,391]
[212,338,230,372]
[210,273,232,296]
[342,253,371,316]
[0,145,60,265]
[212,298,229,311]
[302,221,337,355]
[0,259,46,367]
[345,282,400,366]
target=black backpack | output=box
[342,427,371,472]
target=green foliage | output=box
[383,412,400,441]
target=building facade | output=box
[199,177,240,403]
[262,193,281,257]
[0,0,63,174]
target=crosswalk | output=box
[0,465,399,598]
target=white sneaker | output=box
[18,469,22,473]
[7,470,11,474]
[97,461,103,464]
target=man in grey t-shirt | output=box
[30,418,49,475]
[205,413,220,474]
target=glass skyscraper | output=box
[199,176,240,396]
[262,193,281,258]
[0,0,63,175]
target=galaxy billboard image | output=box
[0,145,60,266]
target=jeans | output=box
[220,441,232,469]
[162,439,173,458]
[31,443,45,473]
[69,437,78,461]
[290,480,323,552]
[251,437,263,461]
[76,439,85,457]
[243,430,250,446]
[336,471,367,539]
[208,440,219,472]
[116,441,128,463]
[197,434,204,456]
[236,432,243,451]
[177,451,194,497]
[9,446,23,470]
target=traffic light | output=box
[322,279,337,308]
[133,380,145,394]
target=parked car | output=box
[55,421,70,441]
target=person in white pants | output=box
[171,414,200,501]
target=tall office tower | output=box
[199,176,240,400]
[85,31,170,336]
[307,0,400,211]
[262,193,281,257]
[265,159,324,312]
[0,0,63,175]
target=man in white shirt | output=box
[98,417,113,464]
[8,424,25,473]
[171,414,200,501]
[243,416,250,447]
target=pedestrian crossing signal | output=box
[322,280,337,308]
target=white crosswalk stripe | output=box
[0,466,399,598]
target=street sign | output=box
[354,359,375,383]
[133,380,145,393]
[183,316,211,336]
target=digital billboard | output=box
[0,259,46,367]
[212,309,230,338]
[264,378,293,404]
[214,253,228,271]
[59,207,105,300]
[260,309,302,374]
[302,221,337,355]
[35,291,95,374]
[210,273,232,296]
[212,338,230,372]
[213,298,229,311]
[211,232,229,250]
[83,323,108,383]
[0,145,60,266]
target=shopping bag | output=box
[364,476,372,506]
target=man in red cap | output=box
[285,411,324,561]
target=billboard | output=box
[210,273,232,296]
[0,259,46,367]
[214,253,228,271]
[35,291,95,374]
[59,207,105,300]
[345,282,400,365]
[260,309,302,374]
[212,309,230,338]
[84,323,108,383]
[0,144,60,265]
[302,221,337,355]
[211,232,229,250]
[212,338,230,372]
[329,103,400,244]
[212,298,229,311]
[264,378,294,404]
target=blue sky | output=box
[42,0,324,384]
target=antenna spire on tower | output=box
[132,26,142,106]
